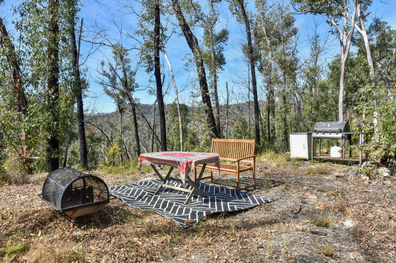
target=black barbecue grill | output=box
[313,122,350,138]
[311,122,363,164]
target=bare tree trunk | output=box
[171,0,219,138]
[257,4,275,143]
[211,44,221,137]
[62,127,72,167]
[70,17,88,169]
[328,2,357,122]
[154,0,167,151]
[353,3,378,141]
[151,101,157,152]
[163,50,183,151]
[226,82,229,139]
[207,0,221,137]
[0,17,33,174]
[107,63,158,153]
[282,80,289,152]
[119,107,124,164]
[131,103,140,157]
[237,0,261,146]
[112,56,142,157]
[47,0,60,172]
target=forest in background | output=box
[1,0,396,175]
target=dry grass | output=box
[260,151,290,167]
[303,163,330,175]
[1,159,396,262]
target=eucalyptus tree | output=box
[99,65,129,162]
[354,19,396,161]
[154,0,167,151]
[292,0,359,123]
[136,1,184,150]
[351,1,374,83]
[2,0,92,172]
[133,0,167,151]
[98,43,140,158]
[229,0,260,145]
[300,24,329,130]
[369,19,396,94]
[67,0,88,169]
[349,1,379,139]
[163,49,184,150]
[254,0,276,144]
[170,0,219,138]
[188,0,229,136]
[46,0,60,172]
[10,0,73,172]
[0,16,33,173]
[272,3,298,151]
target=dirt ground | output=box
[1,159,395,262]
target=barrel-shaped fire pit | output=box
[40,167,109,218]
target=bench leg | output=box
[236,170,240,191]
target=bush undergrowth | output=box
[260,150,290,167]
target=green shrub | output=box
[321,246,336,257]
[0,243,27,258]
[311,217,329,227]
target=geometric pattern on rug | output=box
[109,179,275,227]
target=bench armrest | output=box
[236,155,256,162]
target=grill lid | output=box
[313,122,349,133]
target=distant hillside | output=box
[89,101,265,125]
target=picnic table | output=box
[138,151,220,204]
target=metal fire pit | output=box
[311,122,362,164]
[39,167,110,219]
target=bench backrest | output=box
[211,139,255,164]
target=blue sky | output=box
[1,0,396,113]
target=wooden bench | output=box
[194,139,256,191]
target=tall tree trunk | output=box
[151,101,157,152]
[207,0,221,137]
[353,3,378,141]
[132,103,140,157]
[328,3,357,122]
[163,50,183,151]
[117,62,141,157]
[0,17,32,174]
[226,82,229,139]
[119,107,123,164]
[62,127,72,167]
[237,0,261,146]
[154,0,167,151]
[171,0,219,138]
[211,44,221,137]
[282,83,289,152]
[47,0,60,172]
[258,5,275,143]
[70,17,88,169]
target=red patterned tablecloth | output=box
[138,152,220,183]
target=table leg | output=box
[184,164,207,204]
[152,165,174,195]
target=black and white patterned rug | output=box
[109,179,275,227]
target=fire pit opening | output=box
[40,167,110,218]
